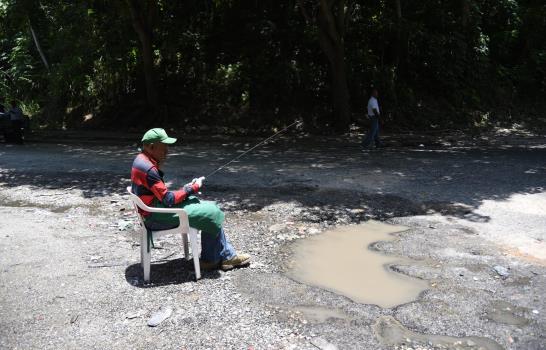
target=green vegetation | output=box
[1,0,545,133]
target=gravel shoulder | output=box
[0,134,545,349]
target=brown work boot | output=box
[199,260,220,271]
[221,254,251,271]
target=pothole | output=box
[374,315,503,350]
[286,221,428,308]
[290,305,350,324]
[485,300,530,326]
[0,197,72,213]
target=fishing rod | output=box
[204,120,301,179]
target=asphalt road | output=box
[0,135,544,349]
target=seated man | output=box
[131,128,250,270]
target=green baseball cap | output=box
[141,128,177,144]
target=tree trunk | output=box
[316,0,351,132]
[331,58,350,131]
[28,20,49,71]
[127,0,158,111]
[393,0,408,79]
[139,33,157,110]
[459,0,472,83]
[460,0,470,29]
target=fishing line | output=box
[205,120,301,179]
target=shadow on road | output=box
[124,258,222,287]
[0,170,130,198]
[0,141,544,224]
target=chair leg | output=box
[182,232,189,260]
[142,230,151,283]
[140,229,145,268]
[189,228,201,280]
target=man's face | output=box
[146,143,169,165]
[372,89,378,98]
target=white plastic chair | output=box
[126,186,201,282]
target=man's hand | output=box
[184,176,206,195]
[192,176,205,188]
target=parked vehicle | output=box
[0,111,29,144]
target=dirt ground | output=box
[0,130,545,349]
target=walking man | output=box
[7,100,24,144]
[362,88,383,149]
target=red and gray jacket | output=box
[130,152,198,216]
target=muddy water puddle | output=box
[287,221,428,308]
[374,316,503,350]
[485,300,530,326]
[0,197,72,213]
[291,306,349,323]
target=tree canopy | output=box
[1,0,545,133]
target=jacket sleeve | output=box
[146,167,188,206]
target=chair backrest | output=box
[127,187,146,229]
[126,186,190,233]
[127,186,150,211]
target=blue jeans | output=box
[362,116,381,147]
[145,221,236,263]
